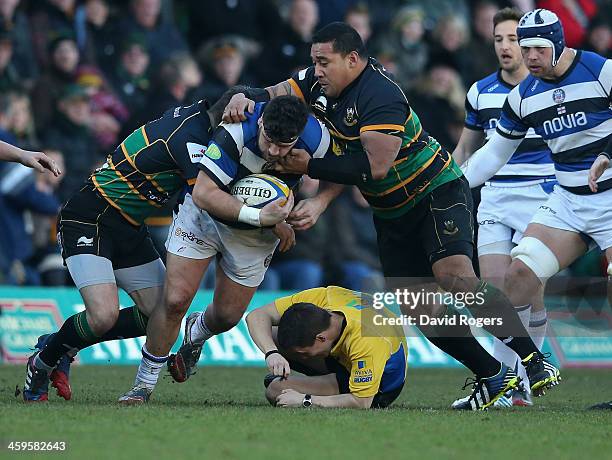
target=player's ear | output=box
[347,51,359,68]
[315,334,326,343]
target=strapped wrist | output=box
[238,205,261,226]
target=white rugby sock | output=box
[135,344,167,389]
[190,311,215,345]
[492,338,519,371]
[516,304,532,329]
[529,309,547,351]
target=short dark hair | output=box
[261,95,309,143]
[312,22,366,57]
[277,303,332,350]
[493,7,523,29]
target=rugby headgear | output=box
[517,9,565,67]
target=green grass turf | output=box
[1,365,611,460]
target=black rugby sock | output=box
[100,306,149,341]
[38,311,98,368]
[418,308,501,378]
[37,307,150,369]
[427,336,501,378]
[472,281,540,359]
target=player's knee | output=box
[206,302,245,332]
[212,309,243,332]
[87,307,119,336]
[165,290,192,321]
[433,257,475,292]
[509,237,559,283]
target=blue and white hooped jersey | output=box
[197,102,330,192]
[465,70,555,182]
[496,51,612,194]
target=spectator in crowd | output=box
[254,0,318,86]
[537,0,597,48]
[267,176,328,290]
[108,33,151,118]
[0,147,63,286]
[463,1,500,85]
[185,0,282,49]
[315,0,353,26]
[31,32,80,130]
[197,37,255,104]
[327,187,384,292]
[372,5,428,90]
[123,51,201,137]
[29,0,90,69]
[3,90,38,150]
[408,58,466,150]
[0,0,38,86]
[345,3,372,48]
[584,16,611,58]
[405,0,469,31]
[42,84,98,202]
[30,149,66,285]
[83,0,118,75]
[118,0,188,67]
[0,24,19,91]
[429,14,472,86]
[75,64,128,150]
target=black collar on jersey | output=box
[541,49,581,84]
[496,69,516,90]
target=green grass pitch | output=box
[1,365,611,459]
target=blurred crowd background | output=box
[0,0,610,290]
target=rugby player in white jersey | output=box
[462,9,612,392]
[453,7,556,407]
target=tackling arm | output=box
[307,131,400,185]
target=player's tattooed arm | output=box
[265,81,295,98]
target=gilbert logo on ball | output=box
[231,174,290,208]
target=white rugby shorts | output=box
[477,180,555,255]
[165,194,279,287]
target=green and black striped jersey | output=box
[288,58,463,218]
[89,101,213,225]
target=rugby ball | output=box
[230,174,290,208]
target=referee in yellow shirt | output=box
[246,286,407,408]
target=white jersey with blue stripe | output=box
[197,102,331,192]
[466,70,555,182]
[496,51,612,194]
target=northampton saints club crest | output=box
[552,89,565,104]
[344,107,357,126]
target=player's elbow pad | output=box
[307,154,373,186]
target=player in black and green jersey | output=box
[22,89,242,402]
[224,23,560,409]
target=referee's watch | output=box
[302,394,312,408]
